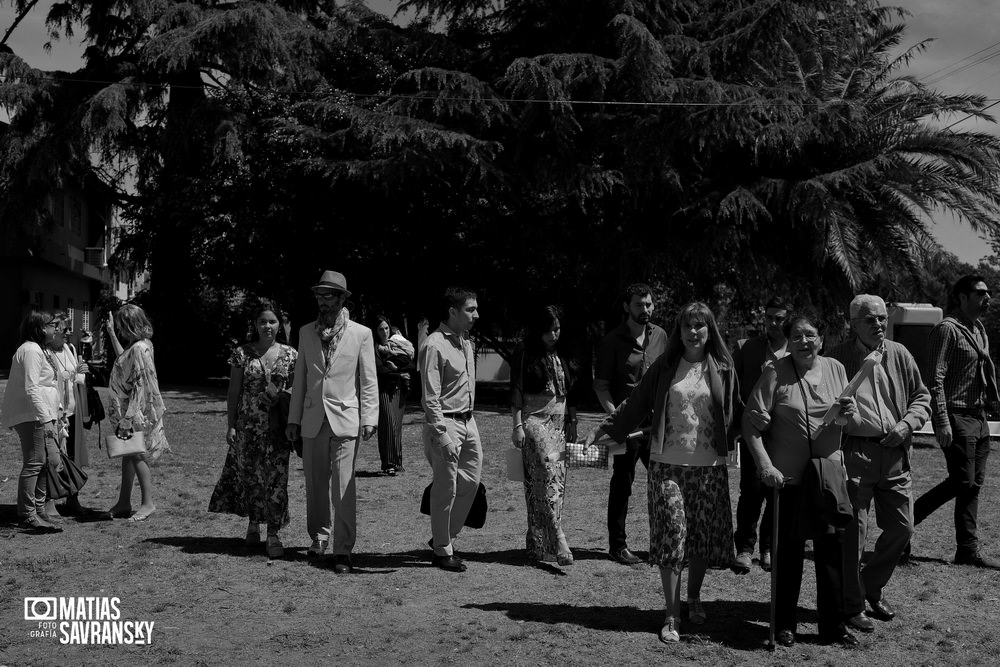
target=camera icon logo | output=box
[24,597,58,621]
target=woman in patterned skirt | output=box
[209,299,297,558]
[585,301,741,643]
[107,305,170,523]
[510,305,579,566]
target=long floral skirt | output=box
[647,462,735,571]
[521,418,569,559]
[209,427,290,529]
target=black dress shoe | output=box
[332,554,353,574]
[433,554,467,572]
[866,598,896,621]
[610,547,642,565]
[846,613,875,633]
[775,630,795,647]
[822,631,859,648]
[954,551,1000,569]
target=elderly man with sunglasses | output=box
[828,295,930,631]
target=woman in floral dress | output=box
[510,305,579,566]
[209,300,297,559]
[107,305,170,523]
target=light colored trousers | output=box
[302,419,359,555]
[842,436,914,613]
[424,416,483,557]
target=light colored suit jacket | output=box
[289,320,379,439]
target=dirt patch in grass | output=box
[1,382,999,665]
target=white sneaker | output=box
[687,598,706,625]
[307,537,328,557]
[659,617,679,643]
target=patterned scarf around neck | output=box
[315,307,349,367]
[543,352,567,397]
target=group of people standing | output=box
[5,271,997,651]
[579,277,999,647]
[3,304,169,530]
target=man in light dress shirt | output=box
[419,287,481,573]
[827,294,930,631]
[287,270,378,574]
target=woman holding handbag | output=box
[510,305,580,566]
[742,312,860,648]
[106,304,170,522]
[209,299,297,558]
[1,310,63,532]
[45,313,91,517]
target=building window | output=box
[82,302,91,333]
[67,301,75,331]
[70,198,83,234]
[54,195,65,227]
[53,295,60,310]
[34,292,43,308]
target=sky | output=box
[2,0,999,265]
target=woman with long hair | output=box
[1,310,63,532]
[585,301,741,643]
[210,299,298,558]
[511,305,580,566]
[106,304,169,522]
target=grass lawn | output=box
[1,381,999,666]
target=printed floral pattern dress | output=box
[107,340,170,460]
[516,352,572,560]
[209,343,297,528]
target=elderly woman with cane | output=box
[743,311,861,648]
[584,301,741,644]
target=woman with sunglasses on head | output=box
[1,310,64,532]
[106,304,170,522]
[742,311,861,648]
[44,312,91,518]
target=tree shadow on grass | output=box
[463,599,791,650]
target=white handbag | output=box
[105,431,145,458]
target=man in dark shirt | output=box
[914,275,1000,569]
[593,283,668,564]
[732,298,789,574]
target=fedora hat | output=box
[311,270,351,296]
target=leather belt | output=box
[950,407,985,417]
[848,434,888,444]
[443,411,474,421]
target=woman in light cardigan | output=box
[0,310,63,532]
[584,301,741,643]
[46,313,91,517]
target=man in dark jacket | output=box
[732,298,789,573]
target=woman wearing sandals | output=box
[510,305,580,566]
[106,304,170,523]
[584,301,741,643]
[1,310,64,532]
[209,299,297,558]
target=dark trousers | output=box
[774,485,847,639]
[607,436,650,551]
[914,413,991,555]
[734,438,774,554]
[377,386,405,471]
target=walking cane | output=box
[767,483,780,651]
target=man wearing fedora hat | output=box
[287,270,379,574]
